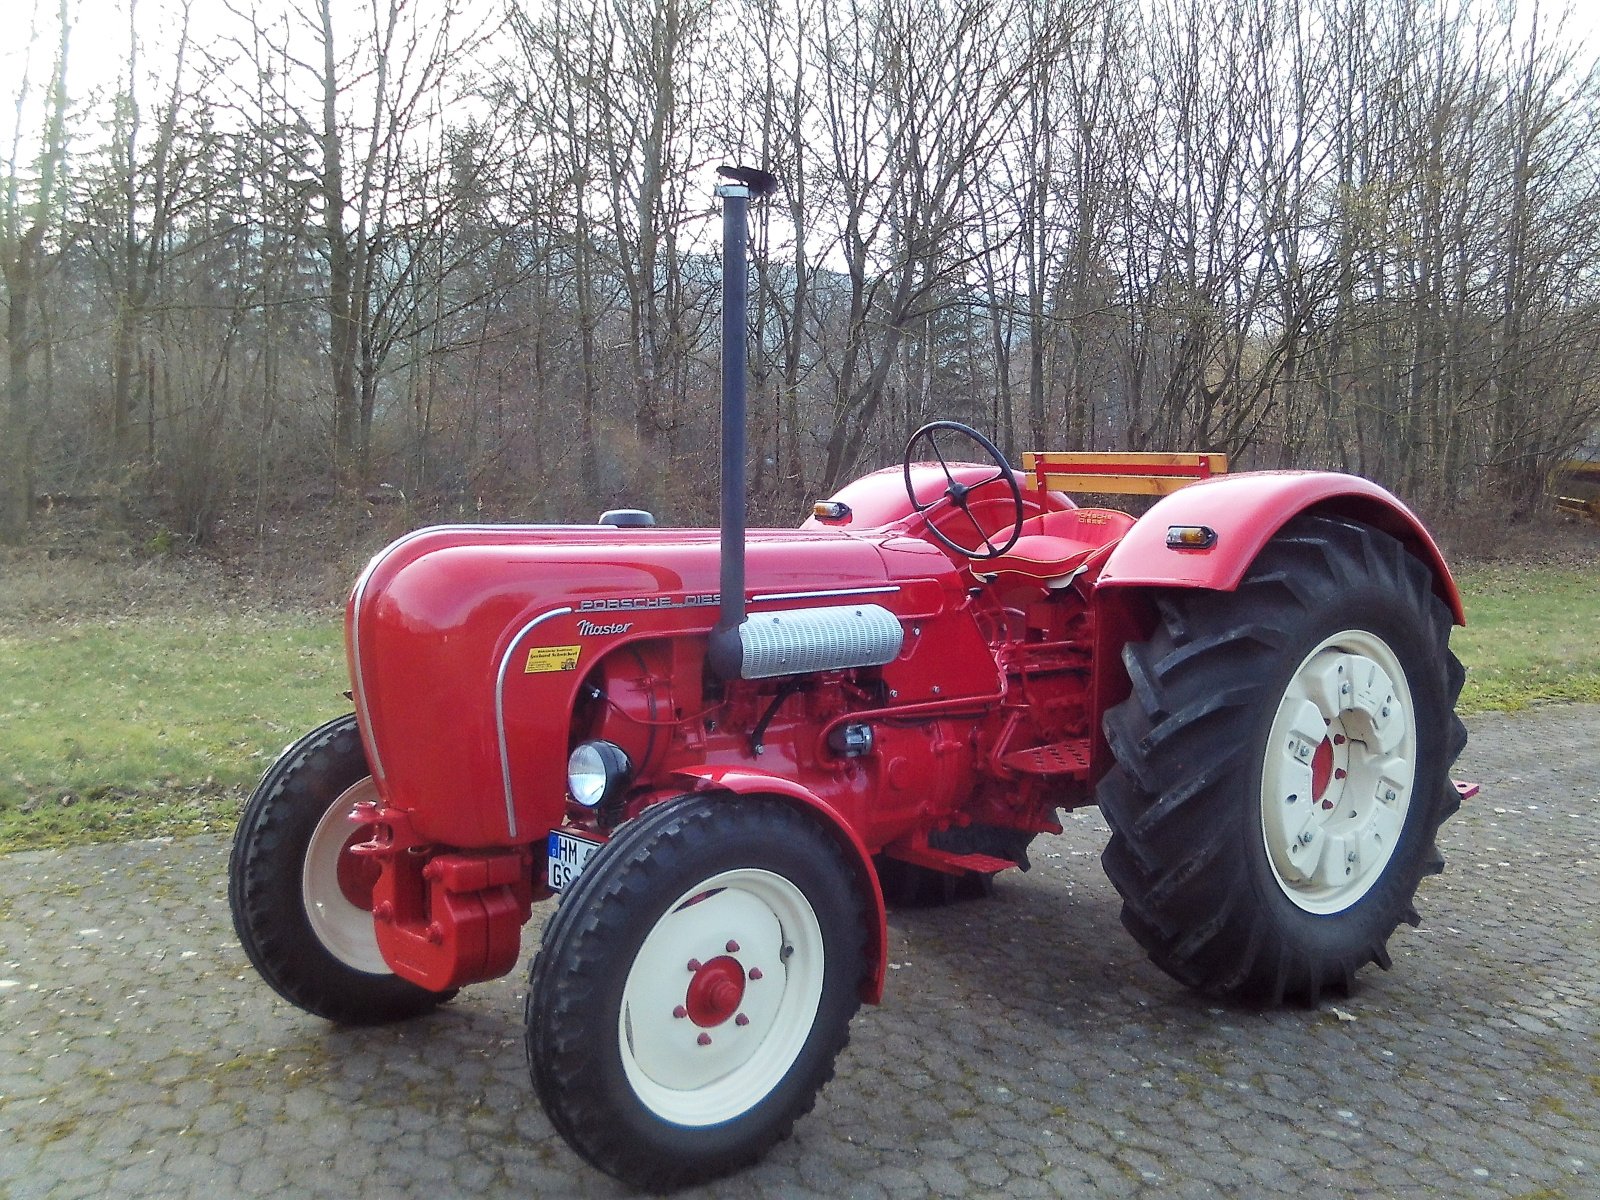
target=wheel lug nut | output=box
[697,1033,712,1046]
[687,959,702,972]
[673,1005,687,1019]
[736,1013,750,1026]
[726,940,740,953]
[748,967,763,981]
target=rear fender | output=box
[668,766,889,1005]
[1096,471,1464,623]
[1087,472,1466,782]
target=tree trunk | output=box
[0,229,42,543]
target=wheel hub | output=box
[301,778,388,973]
[684,955,748,1028]
[618,869,825,1126]
[1261,631,1417,914]
[335,825,381,910]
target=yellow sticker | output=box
[525,645,582,674]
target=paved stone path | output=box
[2,706,1598,1199]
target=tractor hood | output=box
[346,522,954,848]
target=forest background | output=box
[3,0,1600,553]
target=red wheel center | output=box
[685,956,747,1028]
[336,825,382,910]
[1310,738,1334,802]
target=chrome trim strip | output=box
[750,585,901,603]
[495,607,574,839]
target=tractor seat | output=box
[976,508,1135,588]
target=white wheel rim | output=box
[301,778,389,974]
[618,868,825,1127]
[1260,629,1417,914]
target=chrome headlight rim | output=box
[567,740,632,808]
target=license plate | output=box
[548,830,603,892]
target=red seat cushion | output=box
[980,535,1102,585]
[1018,507,1137,543]
[980,508,1135,586]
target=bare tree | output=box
[272,0,483,486]
[0,0,68,543]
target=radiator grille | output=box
[738,604,904,680]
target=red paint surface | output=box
[685,957,747,1028]
[1311,738,1335,802]
[340,468,1463,995]
[1096,471,1465,624]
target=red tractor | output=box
[229,170,1470,1190]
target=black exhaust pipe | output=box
[708,165,778,682]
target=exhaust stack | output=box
[708,165,778,681]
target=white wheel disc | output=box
[1261,629,1417,914]
[301,777,388,974]
[618,868,825,1127]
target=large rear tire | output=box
[1097,516,1467,1004]
[229,713,453,1023]
[526,795,868,1191]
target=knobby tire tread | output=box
[525,795,869,1192]
[229,713,452,1025]
[1096,516,1466,1006]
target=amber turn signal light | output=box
[1166,525,1218,550]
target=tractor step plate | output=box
[1001,739,1091,778]
[885,843,1017,875]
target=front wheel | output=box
[1097,516,1467,1004]
[228,713,453,1023]
[526,795,868,1191]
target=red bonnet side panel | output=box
[347,525,901,849]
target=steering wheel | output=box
[902,421,1024,560]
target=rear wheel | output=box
[1097,516,1466,1004]
[229,713,453,1023]
[526,795,867,1190]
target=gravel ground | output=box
[1,705,1596,1199]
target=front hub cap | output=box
[302,777,388,973]
[1261,630,1417,914]
[619,868,824,1126]
[685,955,748,1027]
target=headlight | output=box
[567,740,632,808]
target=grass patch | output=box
[1453,564,1600,713]
[0,613,345,852]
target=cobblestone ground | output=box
[2,705,1597,1200]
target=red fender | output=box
[1085,471,1465,784]
[669,765,890,1006]
[802,463,1075,533]
[1096,471,1465,623]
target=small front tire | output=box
[526,794,868,1191]
[229,713,453,1024]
